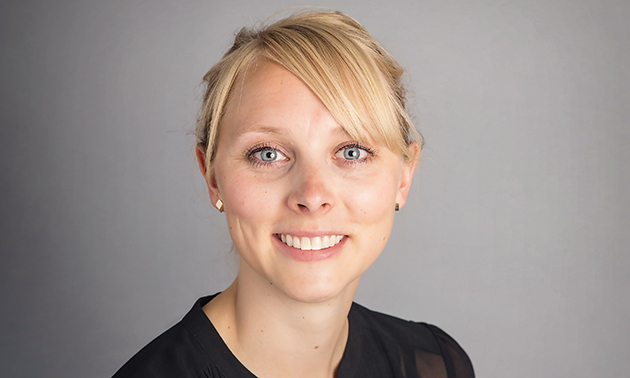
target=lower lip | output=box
[273,235,347,262]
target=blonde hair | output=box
[196,10,421,167]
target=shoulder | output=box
[349,303,475,378]
[112,297,223,378]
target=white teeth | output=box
[301,237,311,250]
[311,237,322,250]
[322,235,330,248]
[278,234,344,251]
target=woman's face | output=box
[200,61,416,304]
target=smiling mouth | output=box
[276,234,345,251]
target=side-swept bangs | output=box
[197,11,420,168]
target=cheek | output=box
[344,170,399,251]
[345,171,399,218]
[220,170,281,231]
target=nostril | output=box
[293,199,332,213]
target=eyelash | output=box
[245,143,287,167]
[335,143,376,165]
[245,142,376,168]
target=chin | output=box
[275,272,360,304]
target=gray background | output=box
[1,0,628,377]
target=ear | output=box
[395,141,421,210]
[196,144,221,209]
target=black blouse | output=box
[113,295,474,378]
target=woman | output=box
[114,10,474,378]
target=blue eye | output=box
[248,146,288,166]
[339,145,370,161]
[342,147,365,160]
[259,149,278,161]
[334,143,374,165]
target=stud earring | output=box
[395,203,400,211]
[216,199,224,213]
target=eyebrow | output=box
[239,124,348,137]
[241,125,287,135]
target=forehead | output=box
[221,60,345,138]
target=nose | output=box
[287,160,335,215]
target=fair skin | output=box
[197,60,419,378]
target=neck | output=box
[204,260,359,378]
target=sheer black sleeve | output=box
[423,324,475,378]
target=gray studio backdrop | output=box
[1,0,628,377]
